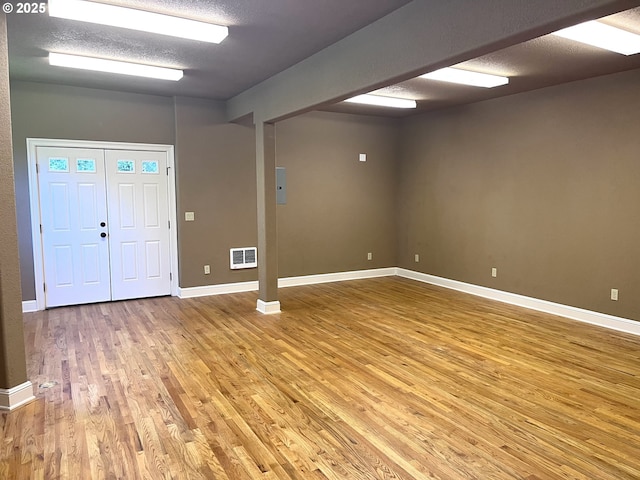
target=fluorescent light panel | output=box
[551,20,640,55]
[48,0,228,43]
[420,67,509,88]
[344,94,417,109]
[49,52,184,81]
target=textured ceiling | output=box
[7,0,412,99]
[6,2,640,117]
[327,6,640,116]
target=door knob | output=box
[100,232,107,238]
[100,222,106,227]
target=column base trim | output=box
[0,381,36,411]
[257,299,281,314]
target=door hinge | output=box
[166,167,170,176]
[40,224,43,234]
[169,272,172,281]
[35,163,39,174]
[43,283,46,292]
[168,220,170,229]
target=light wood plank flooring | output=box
[2,277,640,479]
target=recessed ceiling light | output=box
[48,0,229,44]
[551,20,640,55]
[344,94,417,109]
[420,67,509,88]
[49,53,184,81]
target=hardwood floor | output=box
[2,277,639,479]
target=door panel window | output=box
[48,157,69,172]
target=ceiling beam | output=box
[226,0,640,123]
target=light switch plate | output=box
[185,212,195,222]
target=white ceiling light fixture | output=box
[48,0,229,44]
[49,52,184,81]
[344,94,417,109]
[550,20,640,55]
[420,67,509,88]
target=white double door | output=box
[37,146,171,308]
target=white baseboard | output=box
[178,281,259,299]
[22,301,38,313]
[397,268,640,336]
[257,299,281,314]
[177,268,397,299]
[0,381,35,411]
[27,267,638,336]
[278,267,397,288]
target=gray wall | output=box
[276,111,398,277]
[10,81,175,300]
[10,69,640,322]
[397,67,640,321]
[173,96,258,287]
[11,84,400,298]
[168,105,401,285]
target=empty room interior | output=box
[1,1,640,478]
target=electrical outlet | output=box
[204,265,210,275]
[415,254,420,263]
[611,288,618,301]
[367,252,372,261]
[491,267,497,278]
[359,153,367,162]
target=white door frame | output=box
[27,138,179,311]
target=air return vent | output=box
[230,247,257,269]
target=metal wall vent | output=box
[230,247,257,269]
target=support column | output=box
[0,13,34,410]
[255,120,280,314]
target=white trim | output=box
[178,281,259,298]
[397,268,640,337]
[26,138,179,310]
[278,267,396,288]
[24,252,639,336]
[176,268,397,299]
[166,148,179,298]
[0,381,35,411]
[22,300,38,313]
[257,299,281,314]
